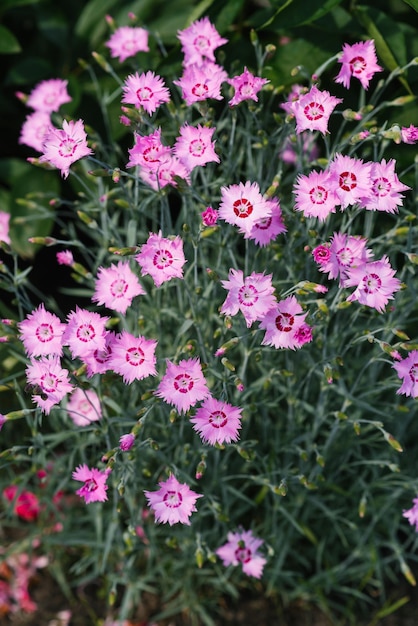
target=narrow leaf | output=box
[0,25,21,54]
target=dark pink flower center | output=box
[193,35,210,52]
[238,81,253,97]
[163,490,183,508]
[174,373,194,394]
[275,312,294,332]
[362,272,382,294]
[76,323,96,343]
[233,198,253,218]
[208,410,227,429]
[36,323,54,343]
[191,83,209,98]
[235,546,252,563]
[136,86,153,102]
[372,177,391,197]
[339,171,357,192]
[59,138,76,158]
[309,185,328,204]
[110,278,129,298]
[189,139,205,156]
[303,101,324,121]
[40,373,58,394]
[93,345,112,365]
[313,246,330,264]
[84,478,98,492]
[238,284,258,307]
[336,247,353,266]
[126,346,145,366]
[349,56,366,75]
[153,249,173,269]
[254,217,272,231]
[409,364,418,383]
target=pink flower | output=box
[190,396,242,445]
[401,125,418,144]
[403,497,418,530]
[122,71,170,114]
[26,79,71,113]
[3,485,40,522]
[201,206,218,226]
[107,330,157,384]
[105,25,149,62]
[62,306,109,359]
[312,244,331,266]
[0,414,6,430]
[66,388,102,427]
[80,331,116,377]
[119,433,135,451]
[18,303,65,357]
[18,111,53,152]
[227,67,269,106]
[173,61,227,106]
[135,231,186,287]
[359,158,410,213]
[259,295,311,350]
[291,85,342,134]
[92,261,145,315]
[216,528,266,578]
[328,153,372,209]
[177,17,227,66]
[139,154,190,191]
[218,181,272,236]
[345,256,401,312]
[25,355,74,414]
[72,464,109,504]
[220,268,277,328]
[243,197,287,246]
[127,129,171,168]
[144,474,202,525]
[315,232,373,285]
[56,249,74,266]
[335,40,382,90]
[174,123,219,171]
[293,170,337,221]
[155,357,210,413]
[393,351,418,398]
[0,211,10,245]
[39,119,93,179]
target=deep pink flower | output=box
[393,351,418,398]
[119,433,135,451]
[144,474,202,525]
[3,485,40,522]
[67,388,102,427]
[243,197,287,246]
[92,261,145,315]
[228,67,269,106]
[0,211,10,244]
[401,125,418,144]
[216,528,266,578]
[39,119,93,179]
[218,181,272,236]
[135,231,186,287]
[315,232,373,285]
[291,85,342,134]
[62,306,109,359]
[72,464,109,504]
[25,355,74,414]
[177,17,227,66]
[345,256,401,312]
[19,111,53,153]
[335,40,382,90]
[201,206,219,226]
[139,154,190,190]
[105,25,149,62]
[259,295,311,350]
[403,497,418,530]
[328,153,372,209]
[359,158,410,213]
[312,244,331,266]
[173,61,227,106]
[220,269,277,328]
[174,123,219,171]
[107,330,157,384]
[126,129,171,168]
[26,79,71,113]
[56,250,74,266]
[19,304,65,357]
[155,357,210,413]
[294,170,337,221]
[190,396,242,445]
[122,71,170,114]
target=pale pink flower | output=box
[80,331,116,377]
[335,40,382,90]
[291,85,342,134]
[228,67,269,106]
[67,388,102,427]
[56,249,74,266]
[328,153,372,209]
[345,256,401,312]
[135,231,186,287]
[359,158,410,213]
[315,232,373,285]
[174,123,219,171]
[25,355,74,414]
[144,474,202,525]
[26,79,71,113]
[72,464,109,504]
[220,269,277,328]
[0,211,11,245]
[177,17,227,66]
[155,357,210,413]
[62,307,109,359]
[119,433,135,451]
[259,295,311,350]
[92,261,145,315]
[218,181,272,236]
[19,303,66,357]
[401,125,418,144]
[216,528,266,578]
[139,154,190,191]
[105,25,149,62]
[39,119,93,179]
[126,129,171,168]
[107,330,157,384]
[393,351,418,398]
[122,71,170,114]
[190,396,242,445]
[201,206,219,226]
[173,61,227,106]
[18,111,53,152]
[243,197,287,246]
[293,170,337,221]
[403,497,418,531]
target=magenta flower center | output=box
[153,249,173,269]
[362,272,382,293]
[336,247,354,266]
[235,546,252,563]
[110,278,129,297]
[163,490,183,508]
[349,56,366,75]
[126,346,145,366]
[275,312,294,332]
[193,35,210,51]
[174,373,194,394]
[40,373,58,394]
[208,410,228,429]
[303,101,324,121]
[84,478,98,493]
[309,185,328,204]
[35,323,54,343]
[313,246,330,264]
[191,83,209,98]
[409,364,418,383]
[59,138,76,158]
[238,284,258,307]
[372,177,391,197]
[238,81,254,97]
[189,139,206,156]
[339,171,357,192]
[255,217,272,231]
[93,345,112,365]
[233,198,253,218]
[136,86,153,102]
[76,323,96,343]
[143,146,161,163]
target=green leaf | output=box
[401,0,418,11]
[259,0,343,30]
[75,0,119,39]
[0,0,45,16]
[0,25,21,54]
[185,0,217,25]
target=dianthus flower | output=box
[401,125,418,144]
[359,158,410,213]
[26,78,71,113]
[216,528,266,578]
[39,119,93,179]
[56,249,74,266]
[280,83,307,114]
[66,388,102,427]
[259,295,312,350]
[201,206,219,226]
[173,61,227,106]
[155,357,210,413]
[135,231,186,287]
[62,306,109,359]
[107,330,157,384]
[291,85,342,134]
[218,181,272,236]
[121,71,170,114]
[328,153,372,209]
[18,303,66,357]
[0,211,10,245]
[92,261,145,315]
[220,269,277,328]
[293,170,337,221]
[177,16,227,66]
[119,433,135,451]
[335,40,382,90]
[80,331,116,377]
[139,154,190,191]
[314,232,373,285]
[18,111,53,153]
[72,464,109,504]
[190,396,242,445]
[243,197,287,246]
[403,496,418,531]
[105,25,149,62]
[227,67,269,106]
[345,256,401,312]
[174,123,219,171]
[126,129,171,168]
[393,351,418,398]
[3,485,40,522]
[25,355,74,414]
[144,474,202,525]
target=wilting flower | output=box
[201,206,219,226]
[335,40,382,90]
[216,528,267,578]
[105,25,149,62]
[393,351,418,398]
[144,474,202,525]
[155,357,209,413]
[39,119,93,179]
[72,464,109,504]
[3,485,40,522]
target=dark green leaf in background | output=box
[0,25,21,54]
